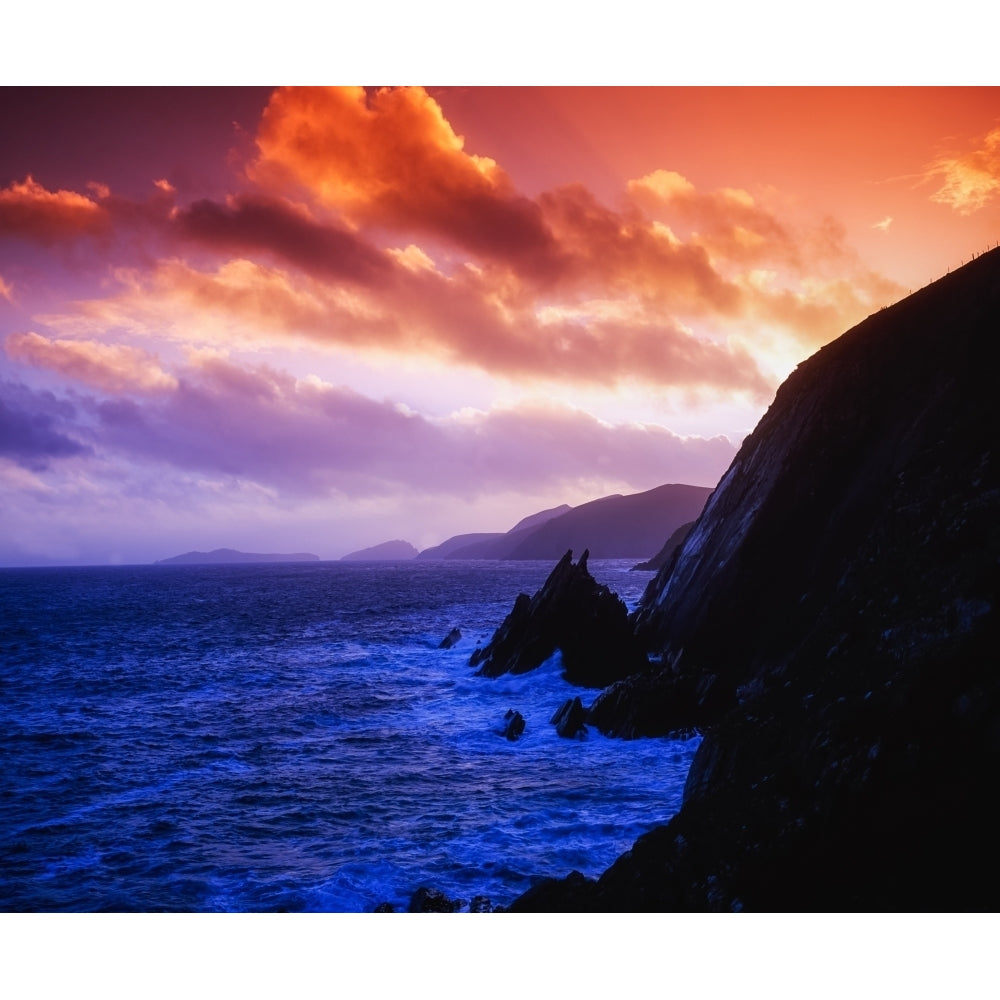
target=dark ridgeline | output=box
[340,539,419,561]
[500,485,713,561]
[155,548,319,565]
[417,486,711,561]
[630,520,696,571]
[498,247,1000,911]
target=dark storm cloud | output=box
[0,380,90,468]
[173,195,393,285]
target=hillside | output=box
[156,549,320,565]
[340,540,418,561]
[416,504,571,560]
[416,533,507,560]
[509,248,1000,911]
[419,488,711,562]
[505,484,712,561]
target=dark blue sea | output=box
[0,559,698,912]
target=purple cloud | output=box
[0,379,90,469]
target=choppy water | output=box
[0,559,697,912]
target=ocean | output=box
[0,559,698,912]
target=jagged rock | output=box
[500,709,525,741]
[511,248,1000,912]
[407,887,462,912]
[550,697,588,739]
[470,549,648,688]
[468,895,495,912]
[438,627,462,649]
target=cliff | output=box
[511,248,1000,910]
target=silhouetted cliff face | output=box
[622,247,1000,731]
[518,249,1000,910]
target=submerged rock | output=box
[469,549,648,688]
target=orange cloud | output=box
[627,169,798,268]
[250,86,557,267]
[0,175,108,243]
[538,182,743,312]
[925,126,1000,214]
[14,90,898,406]
[0,274,13,303]
[48,254,772,400]
[5,331,177,394]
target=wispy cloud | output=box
[924,125,1000,215]
[5,331,178,394]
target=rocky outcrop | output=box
[438,628,462,649]
[507,870,597,912]
[511,247,1000,911]
[587,669,703,739]
[469,549,648,688]
[550,697,588,739]
[407,887,461,912]
[500,709,525,741]
[376,889,501,912]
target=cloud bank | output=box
[3,86,943,563]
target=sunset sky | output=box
[2,85,999,565]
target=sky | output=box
[2,85,1000,565]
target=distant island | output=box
[156,548,320,565]
[346,485,713,566]
[340,540,419,561]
